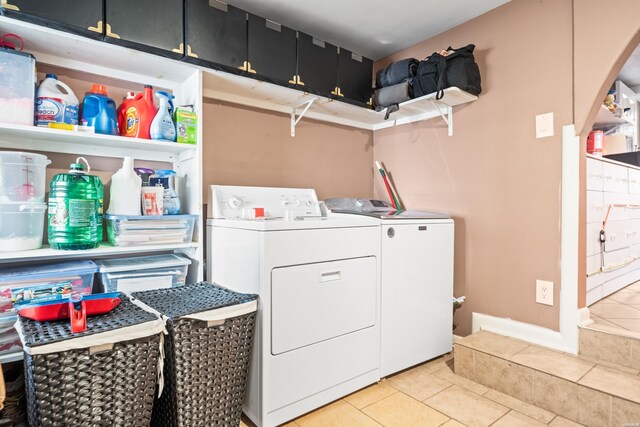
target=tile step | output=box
[579,323,640,371]
[454,330,640,427]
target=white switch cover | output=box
[535,112,554,138]
[536,280,554,306]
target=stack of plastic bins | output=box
[16,293,165,427]
[131,282,258,427]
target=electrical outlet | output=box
[536,280,554,306]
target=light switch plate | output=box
[536,112,554,138]
[536,280,554,306]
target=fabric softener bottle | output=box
[48,157,104,250]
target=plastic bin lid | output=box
[104,214,197,220]
[0,260,97,284]
[95,254,191,273]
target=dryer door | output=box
[271,256,376,355]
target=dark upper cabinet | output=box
[297,32,337,98]
[1,0,103,39]
[184,0,247,73]
[247,14,296,87]
[104,0,184,59]
[337,48,373,107]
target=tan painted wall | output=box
[573,1,640,308]
[201,99,374,202]
[374,0,574,335]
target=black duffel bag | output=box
[376,58,419,88]
[413,44,481,99]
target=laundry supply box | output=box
[0,47,36,126]
[95,254,192,293]
[131,282,258,427]
[16,294,165,426]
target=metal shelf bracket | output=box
[428,99,454,136]
[291,98,318,137]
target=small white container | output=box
[96,254,192,293]
[107,157,142,216]
[0,152,51,203]
[0,203,47,251]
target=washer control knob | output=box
[355,198,366,208]
[305,200,313,207]
[229,195,243,210]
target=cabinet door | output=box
[3,0,103,39]
[336,48,373,107]
[247,15,297,87]
[602,162,628,193]
[297,32,338,97]
[184,0,247,73]
[104,0,184,59]
[586,157,603,191]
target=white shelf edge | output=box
[0,242,200,263]
[0,123,196,163]
[0,351,23,364]
[594,105,636,128]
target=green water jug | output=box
[48,157,104,250]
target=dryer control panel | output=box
[209,185,322,219]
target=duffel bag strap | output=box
[435,55,447,100]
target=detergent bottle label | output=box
[37,97,79,126]
[36,97,64,126]
[124,106,140,137]
[48,198,101,228]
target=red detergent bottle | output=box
[117,85,157,139]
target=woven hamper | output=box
[16,294,165,427]
[132,281,258,427]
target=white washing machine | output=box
[325,198,454,377]
[207,186,381,427]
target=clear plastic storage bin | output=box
[105,214,197,247]
[0,151,51,203]
[0,260,97,307]
[0,202,47,251]
[0,47,36,126]
[96,254,192,293]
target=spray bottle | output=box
[150,92,176,142]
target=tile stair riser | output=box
[579,327,638,370]
[454,344,640,426]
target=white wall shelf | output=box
[203,69,477,134]
[0,242,199,264]
[0,351,23,364]
[593,105,636,129]
[0,123,196,163]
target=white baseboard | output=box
[472,312,578,354]
[578,307,592,327]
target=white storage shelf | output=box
[0,123,196,163]
[593,105,636,129]
[203,68,477,134]
[0,16,204,283]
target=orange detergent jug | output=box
[117,85,157,139]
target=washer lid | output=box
[324,198,450,219]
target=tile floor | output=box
[240,353,586,427]
[589,281,640,335]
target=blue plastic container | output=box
[0,260,97,307]
[81,84,118,135]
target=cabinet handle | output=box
[331,87,345,97]
[288,75,305,86]
[187,44,198,58]
[0,0,19,11]
[172,43,184,54]
[319,270,341,283]
[247,62,257,74]
[238,61,257,73]
[367,97,373,106]
[106,24,120,39]
[88,20,103,33]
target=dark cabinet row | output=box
[3,0,373,106]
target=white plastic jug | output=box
[36,74,79,126]
[107,157,142,216]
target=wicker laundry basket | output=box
[16,294,165,427]
[132,281,258,427]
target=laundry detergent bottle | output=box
[48,157,104,250]
[107,156,142,216]
[36,74,79,126]
[150,91,176,142]
[117,85,156,139]
[81,84,118,135]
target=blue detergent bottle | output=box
[81,84,118,135]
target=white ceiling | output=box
[225,0,511,60]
